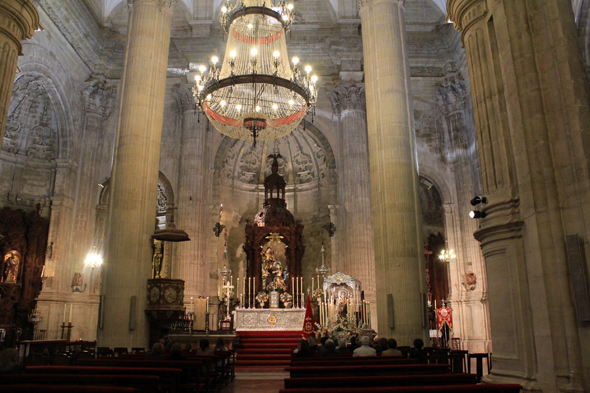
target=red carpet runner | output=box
[235,331,302,367]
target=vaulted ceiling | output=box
[85,0,447,26]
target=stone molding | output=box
[326,84,366,115]
[357,0,405,13]
[173,85,196,115]
[129,0,179,16]
[83,78,117,118]
[0,0,40,54]
[436,77,468,115]
[447,0,488,39]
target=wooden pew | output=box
[0,373,158,393]
[278,385,524,393]
[283,374,478,390]
[285,364,451,378]
[289,357,416,367]
[1,385,137,393]
[25,366,182,393]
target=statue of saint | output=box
[2,251,19,283]
[152,241,163,279]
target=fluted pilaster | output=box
[0,0,39,146]
[174,86,211,301]
[99,0,178,348]
[328,84,376,320]
[358,0,426,343]
[449,0,590,391]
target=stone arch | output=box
[98,171,175,215]
[0,70,72,207]
[418,165,453,206]
[18,44,78,160]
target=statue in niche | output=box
[261,246,288,291]
[71,272,86,292]
[2,251,20,283]
[152,241,164,279]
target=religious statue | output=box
[71,272,87,292]
[2,251,20,283]
[152,241,163,279]
[261,246,288,291]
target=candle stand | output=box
[60,323,72,341]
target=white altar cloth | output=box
[233,308,306,331]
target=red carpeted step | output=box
[235,331,301,367]
[236,359,291,366]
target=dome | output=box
[253,203,295,227]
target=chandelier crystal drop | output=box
[193,0,318,143]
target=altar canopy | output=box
[244,154,304,305]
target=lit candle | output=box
[291,277,294,295]
[317,275,320,290]
[312,277,314,292]
[63,303,66,324]
[191,297,194,313]
[69,303,73,323]
[206,297,209,313]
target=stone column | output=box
[71,78,116,271]
[0,0,39,145]
[448,1,590,391]
[98,0,178,348]
[358,0,427,343]
[173,86,211,301]
[327,84,377,323]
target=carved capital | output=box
[327,84,366,115]
[447,0,488,35]
[173,85,195,115]
[128,0,179,15]
[357,0,405,13]
[0,0,41,54]
[83,78,117,118]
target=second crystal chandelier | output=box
[193,0,318,144]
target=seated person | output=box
[353,336,377,357]
[214,338,229,367]
[317,336,329,355]
[349,336,360,351]
[0,348,24,374]
[168,343,186,361]
[336,338,349,352]
[196,339,212,356]
[306,336,318,353]
[294,339,314,357]
[322,339,340,357]
[382,338,403,356]
[374,337,388,354]
[408,338,427,363]
[146,342,165,359]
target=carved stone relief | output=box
[83,77,117,118]
[238,146,262,184]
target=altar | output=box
[233,308,306,331]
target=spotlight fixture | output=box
[469,210,487,219]
[470,196,488,206]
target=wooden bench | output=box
[290,357,416,367]
[285,364,451,378]
[283,374,478,389]
[1,385,137,393]
[278,384,524,393]
[25,366,182,393]
[0,373,158,393]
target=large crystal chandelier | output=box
[193,0,318,144]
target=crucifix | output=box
[223,280,234,321]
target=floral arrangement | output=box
[313,288,323,300]
[314,323,329,338]
[255,291,269,304]
[267,280,286,292]
[280,292,293,303]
